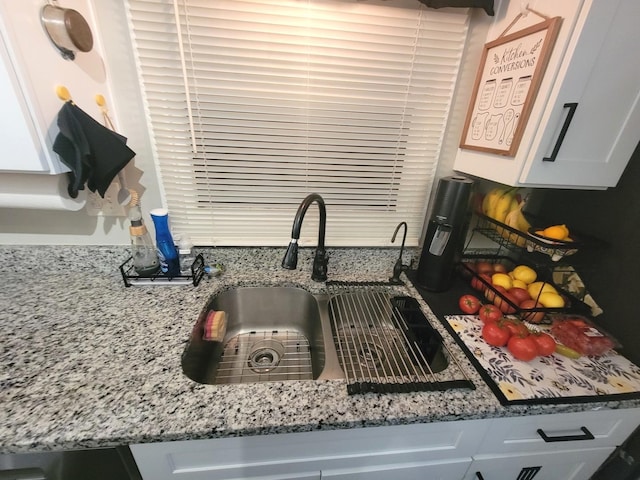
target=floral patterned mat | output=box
[445,315,640,404]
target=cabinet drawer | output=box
[466,447,614,480]
[477,408,640,455]
[321,458,471,480]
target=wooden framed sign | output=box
[460,15,562,156]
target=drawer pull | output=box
[537,426,594,442]
[476,466,542,480]
[542,102,578,162]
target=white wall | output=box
[0,2,494,246]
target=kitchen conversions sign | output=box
[460,12,562,156]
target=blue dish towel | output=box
[53,101,136,199]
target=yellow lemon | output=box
[538,292,565,308]
[491,272,513,290]
[527,281,557,299]
[542,224,570,240]
[512,265,537,284]
[512,279,528,290]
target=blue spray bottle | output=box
[150,208,180,277]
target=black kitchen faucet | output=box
[282,193,328,282]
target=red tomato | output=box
[507,335,539,361]
[482,322,511,347]
[470,273,492,292]
[478,304,502,323]
[475,261,494,275]
[502,319,529,337]
[508,287,531,305]
[493,291,518,314]
[484,284,506,303]
[519,299,546,324]
[458,294,481,314]
[493,263,508,273]
[532,332,556,356]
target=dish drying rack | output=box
[119,253,208,287]
[327,282,475,394]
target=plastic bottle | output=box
[128,206,160,277]
[178,234,196,276]
[150,208,180,277]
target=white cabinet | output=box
[320,458,471,479]
[131,409,640,480]
[465,448,614,480]
[453,0,640,189]
[465,408,640,480]
[0,29,62,173]
[130,420,489,480]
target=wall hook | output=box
[56,85,72,103]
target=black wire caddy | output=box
[119,253,207,287]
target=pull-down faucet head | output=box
[282,193,328,282]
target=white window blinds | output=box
[126,0,469,246]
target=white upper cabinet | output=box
[0,0,116,175]
[453,0,640,189]
[0,21,63,173]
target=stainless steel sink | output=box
[182,286,343,384]
[182,283,470,393]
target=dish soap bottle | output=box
[128,205,160,277]
[150,208,180,277]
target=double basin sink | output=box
[182,286,449,386]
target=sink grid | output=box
[215,331,313,384]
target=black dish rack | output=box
[119,253,207,287]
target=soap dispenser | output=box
[128,205,160,277]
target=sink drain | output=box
[358,339,386,369]
[248,339,286,373]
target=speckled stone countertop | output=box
[0,246,638,454]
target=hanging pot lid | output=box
[40,4,93,61]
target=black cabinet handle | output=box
[542,102,578,162]
[537,426,595,442]
[475,473,485,480]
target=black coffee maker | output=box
[416,175,474,292]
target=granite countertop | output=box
[0,246,638,454]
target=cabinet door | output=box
[521,0,640,188]
[0,33,50,173]
[465,447,614,480]
[476,408,640,456]
[321,458,471,480]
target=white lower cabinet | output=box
[465,408,640,480]
[131,408,640,480]
[131,420,488,480]
[320,458,471,479]
[464,447,614,480]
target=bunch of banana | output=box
[504,199,531,246]
[482,187,515,222]
[481,187,531,246]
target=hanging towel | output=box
[417,0,494,16]
[53,101,136,198]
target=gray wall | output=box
[535,142,640,366]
